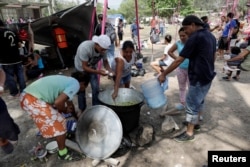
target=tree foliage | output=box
[118,0,152,23]
[29,0,250,20]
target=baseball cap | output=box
[182,15,204,26]
[92,35,111,49]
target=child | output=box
[111,40,137,99]
[223,46,244,81]
[24,51,44,80]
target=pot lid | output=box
[76,105,123,160]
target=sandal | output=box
[232,76,239,81]
[58,151,73,161]
[58,149,83,161]
[222,76,230,81]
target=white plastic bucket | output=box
[141,78,167,109]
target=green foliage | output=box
[42,0,249,21]
[96,3,104,14]
[118,0,152,23]
[154,0,194,17]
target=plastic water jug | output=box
[141,78,167,109]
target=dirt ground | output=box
[1,24,250,167]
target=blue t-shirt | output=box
[222,19,237,37]
[37,57,44,69]
[131,23,138,36]
[180,29,217,85]
[203,23,210,30]
[176,41,189,69]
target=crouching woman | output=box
[20,72,89,160]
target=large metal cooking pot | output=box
[98,88,144,133]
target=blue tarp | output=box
[108,14,124,20]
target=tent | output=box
[8,0,97,68]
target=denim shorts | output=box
[120,74,131,85]
[159,60,166,66]
[185,81,212,124]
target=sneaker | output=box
[182,121,201,132]
[194,124,201,132]
[174,132,195,143]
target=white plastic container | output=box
[141,78,167,109]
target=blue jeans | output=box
[78,73,100,111]
[3,63,26,96]
[107,43,115,67]
[160,27,165,36]
[185,81,212,124]
[120,74,131,85]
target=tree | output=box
[118,0,151,23]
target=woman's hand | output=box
[112,91,118,100]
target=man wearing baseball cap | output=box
[158,15,216,142]
[74,34,112,115]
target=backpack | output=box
[94,22,116,43]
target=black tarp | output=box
[7,0,97,65]
[30,1,97,55]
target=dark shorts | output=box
[227,60,243,67]
[159,60,167,66]
[0,98,20,141]
[218,37,229,50]
[118,32,123,41]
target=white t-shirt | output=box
[111,50,136,77]
[163,44,174,66]
[74,41,107,71]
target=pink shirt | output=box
[150,19,157,28]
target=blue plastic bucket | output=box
[141,78,167,109]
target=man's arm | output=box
[210,25,219,32]
[227,48,250,62]
[82,61,107,76]
[53,92,69,113]
[158,56,185,83]
[168,44,178,59]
